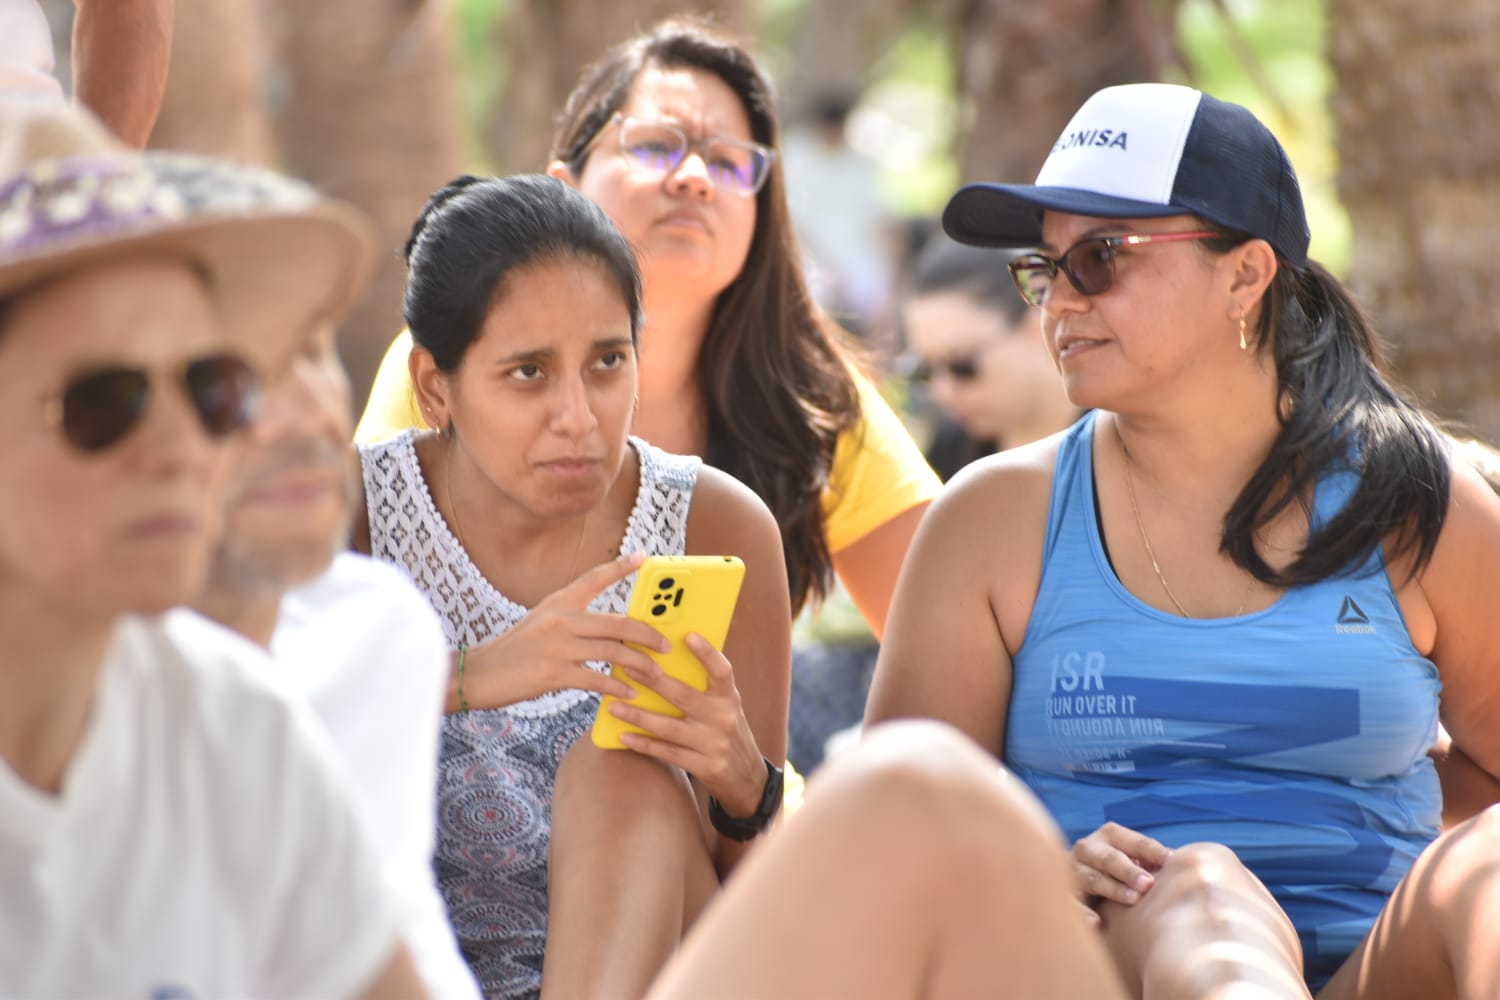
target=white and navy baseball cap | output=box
[942,83,1310,267]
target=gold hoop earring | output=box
[1238,315,1248,351]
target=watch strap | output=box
[709,756,784,842]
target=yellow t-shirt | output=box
[355,331,939,553]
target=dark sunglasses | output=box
[44,352,261,453]
[912,354,981,383]
[1007,231,1219,308]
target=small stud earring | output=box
[1238,315,1248,351]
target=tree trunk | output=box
[946,0,1178,185]
[140,0,277,164]
[266,0,465,408]
[1328,0,1500,439]
[485,0,751,175]
[776,0,921,119]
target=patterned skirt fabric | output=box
[434,696,598,1000]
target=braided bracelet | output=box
[456,642,470,713]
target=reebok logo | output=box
[1335,596,1375,634]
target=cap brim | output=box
[941,183,1191,249]
[0,202,372,371]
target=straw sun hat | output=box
[0,103,374,369]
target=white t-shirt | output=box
[0,0,63,101]
[270,553,479,1000]
[0,611,401,998]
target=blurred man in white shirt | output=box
[192,321,479,1000]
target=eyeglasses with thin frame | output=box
[43,352,261,454]
[579,113,777,197]
[1007,231,1220,308]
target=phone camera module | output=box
[651,604,668,617]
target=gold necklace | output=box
[444,448,590,593]
[1116,427,1252,618]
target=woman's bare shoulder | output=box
[685,462,784,556]
[935,433,1062,531]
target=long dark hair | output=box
[401,173,643,372]
[1203,226,1449,584]
[551,17,861,612]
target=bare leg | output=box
[542,739,718,1000]
[1099,842,1312,1000]
[648,720,1128,999]
[1318,804,1500,1000]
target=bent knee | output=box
[1146,843,1263,907]
[1144,843,1290,927]
[830,720,1002,804]
[555,736,693,811]
[1412,801,1500,897]
[1470,801,1500,835]
[1158,841,1247,881]
[819,720,1061,848]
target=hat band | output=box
[0,155,187,261]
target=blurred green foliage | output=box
[1176,0,1345,270]
[453,0,509,164]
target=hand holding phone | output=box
[591,555,745,750]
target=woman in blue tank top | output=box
[866,82,1500,997]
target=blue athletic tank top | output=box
[1007,413,1441,988]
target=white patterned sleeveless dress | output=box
[359,431,698,999]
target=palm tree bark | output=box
[946,0,1178,185]
[267,0,465,407]
[1328,0,1500,438]
[140,0,277,164]
[485,0,751,175]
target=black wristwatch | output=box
[709,756,784,842]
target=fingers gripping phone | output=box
[591,555,745,750]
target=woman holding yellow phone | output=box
[353,172,790,1000]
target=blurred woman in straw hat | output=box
[0,102,426,998]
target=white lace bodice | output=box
[360,430,699,716]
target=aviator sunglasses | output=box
[1007,231,1219,308]
[43,352,262,453]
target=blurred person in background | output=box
[0,103,422,997]
[1432,436,1500,829]
[904,233,1078,481]
[190,315,478,993]
[781,90,895,337]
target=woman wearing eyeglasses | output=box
[0,106,426,997]
[865,83,1500,996]
[903,233,1078,480]
[356,18,939,641]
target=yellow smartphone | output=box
[591,555,746,750]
